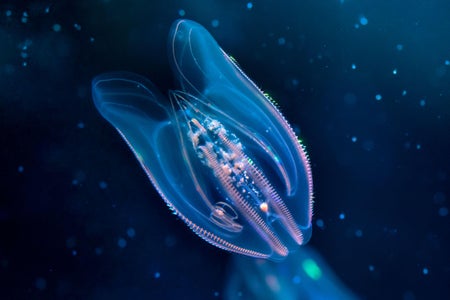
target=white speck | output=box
[351,63,356,70]
[392,68,397,75]
[359,16,368,26]
[211,19,220,28]
[375,94,382,101]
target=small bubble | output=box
[359,16,368,26]
[211,19,220,28]
[52,24,61,32]
[246,2,253,10]
[154,272,161,279]
[375,94,382,101]
[178,9,185,17]
[351,63,356,70]
[339,213,345,220]
[392,68,397,75]
[118,238,127,248]
[127,227,136,238]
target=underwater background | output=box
[1,0,450,299]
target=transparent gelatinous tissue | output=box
[92,19,313,261]
[224,246,359,300]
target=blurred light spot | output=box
[316,219,325,229]
[375,94,382,101]
[445,60,450,66]
[72,250,77,256]
[77,121,85,129]
[247,2,253,10]
[422,267,429,275]
[359,16,368,26]
[278,37,286,45]
[355,229,363,238]
[211,19,220,28]
[419,99,426,107]
[99,181,108,189]
[351,136,358,143]
[35,277,47,290]
[5,10,12,17]
[127,227,136,238]
[416,144,421,150]
[52,24,61,32]
[368,265,375,272]
[396,44,404,51]
[73,23,81,31]
[392,68,397,75]
[438,207,448,217]
[402,90,407,96]
[351,63,356,69]
[302,259,322,280]
[339,213,345,220]
[118,238,127,248]
[178,9,185,17]
[18,165,24,173]
[154,272,161,279]
[95,247,103,255]
[292,275,301,284]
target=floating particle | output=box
[18,165,24,173]
[392,68,397,75]
[402,90,407,96]
[422,267,429,275]
[315,219,324,229]
[396,44,404,51]
[351,136,357,143]
[416,144,421,150]
[211,19,219,28]
[419,99,426,107]
[118,237,127,248]
[52,24,61,32]
[351,63,356,69]
[339,213,345,220]
[127,227,136,238]
[445,60,450,66]
[214,291,220,297]
[368,265,375,272]
[359,16,368,26]
[375,94,382,101]
[178,9,185,17]
[72,250,77,256]
[77,121,85,129]
[278,37,286,45]
[247,2,253,10]
[438,207,448,217]
[94,247,103,255]
[21,11,28,23]
[73,23,81,31]
[98,180,108,189]
[35,277,47,290]
[355,229,363,238]
[45,6,50,14]
[154,272,161,279]
[5,10,12,17]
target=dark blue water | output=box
[1,1,449,299]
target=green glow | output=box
[302,259,322,280]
